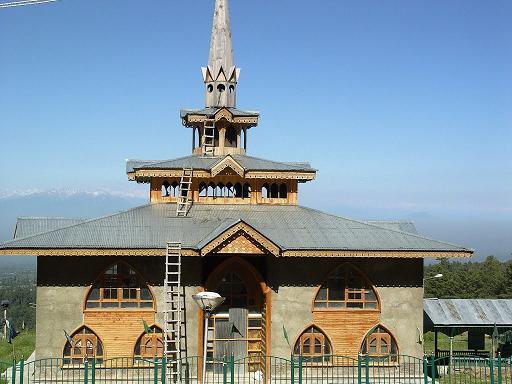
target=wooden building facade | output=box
[0,0,472,366]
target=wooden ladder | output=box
[164,242,182,384]
[202,115,216,157]
[176,168,193,217]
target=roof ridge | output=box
[17,216,88,220]
[367,220,415,224]
[295,205,472,251]
[130,155,199,168]
[2,204,152,245]
[233,154,312,170]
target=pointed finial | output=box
[202,0,240,108]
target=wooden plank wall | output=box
[313,311,380,356]
[84,311,155,358]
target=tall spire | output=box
[202,0,240,108]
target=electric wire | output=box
[0,0,59,8]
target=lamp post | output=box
[1,300,9,340]
[423,274,443,362]
[192,292,225,384]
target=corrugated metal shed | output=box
[424,298,512,334]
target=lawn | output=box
[423,331,493,355]
[0,330,35,368]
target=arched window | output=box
[314,264,378,310]
[199,182,207,197]
[225,126,237,148]
[270,183,279,198]
[208,182,216,197]
[215,271,253,311]
[63,326,104,365]
[293,325,331,363]
[243,183,251,198]
[279,183,288,199]
[226,183,234,197]
[134,325,164,361]
[85,263,154,310]
[170,182,179,198]
[234,183,242,198]
[161,181,170,197]
[216,183,225,197]
[361,325,398,362]
[261,184,269,199]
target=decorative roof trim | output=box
[200,221,281,256]
[211,155,245,177]
[129,169,315,181]
[184,113,258,126]
[0,248,472,258]
[281,250,473,258]
[0,248,199,257]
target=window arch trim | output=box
[61,325,105,365]
[292,324,333,362]
[312,263,381,312]
[83,261,156,311]
[359,323,399,359]
[133,323,164,360]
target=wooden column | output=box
[219,126,226,155]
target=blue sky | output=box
[1,0,511,221]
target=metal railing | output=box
[0,354,510,384]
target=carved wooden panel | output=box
[217,234,265,254]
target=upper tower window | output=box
[225,126,237,147]
[85,263,154,310]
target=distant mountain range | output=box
[0,190,510,265]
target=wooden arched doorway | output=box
[200,257,271,363]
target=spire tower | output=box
[202,0,240,108]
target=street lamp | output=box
[192,292,225,384]
[423,273,443,283]
[1,300,9,340]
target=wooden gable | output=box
[200,221,280,256]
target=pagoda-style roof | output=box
[126,154,316,182]
[0,203,473,258]
[180,107,259,128]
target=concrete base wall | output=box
[36,256,423,359]
[35,286,87,359]
[267,258,424,358]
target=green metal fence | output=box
[1,355,511,384]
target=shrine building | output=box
[0,0,472,366]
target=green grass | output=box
[0,330,35,369]
[424,332,493,354]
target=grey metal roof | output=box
[424,299,512,331]
[0,203,470,253]
[366,221,418,235]
[180,107,259,119]
[126,154,315,174]
[14,217,88,239]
